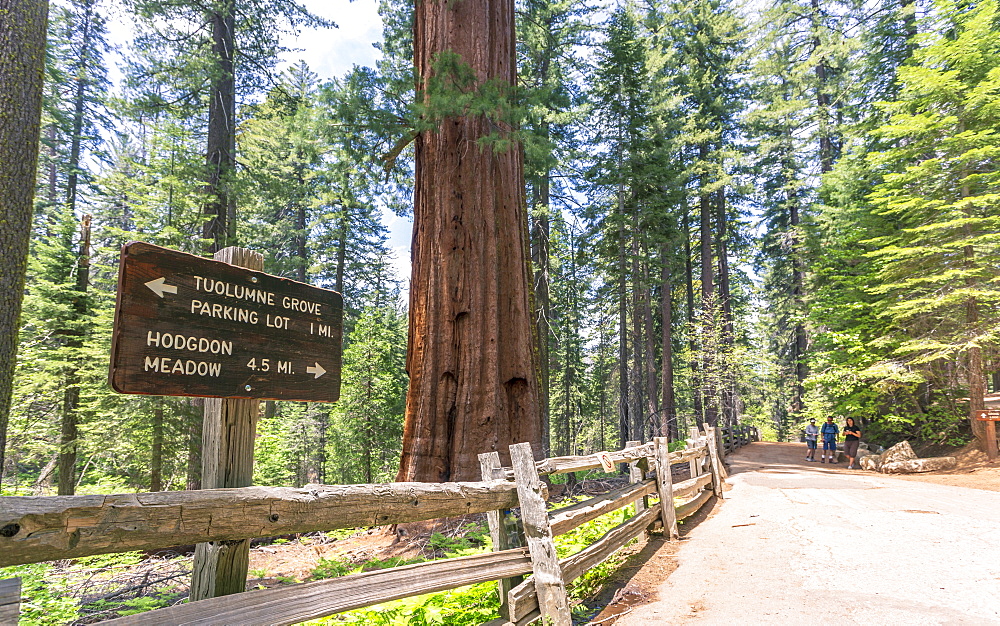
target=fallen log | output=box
[880,457,957,474]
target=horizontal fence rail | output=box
[1,422,756,625]
[0,481,526,567]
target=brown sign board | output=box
[110,242,342,402]
[975,410,1000,421]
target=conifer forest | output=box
[2,0,1000,498]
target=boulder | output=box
[859,454,882,471]
[880,441,917,464]
[880,456,957,474]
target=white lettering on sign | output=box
[309,322,334,337]
[147,331,233,355]
[281,296,322,315]
[194,275,275,305]
[191,299,260,324]
[265,314,290,329]
[144,356,222,377]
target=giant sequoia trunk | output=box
[0,0,49,483]
[397,0,541,482]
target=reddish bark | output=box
[397,0,542,482]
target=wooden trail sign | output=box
[975,410,1000,421]
[110,242,342,402]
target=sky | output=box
[105,0,414,288]
[278,0,414,288]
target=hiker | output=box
[805,418,819,461]
[820,416,839,463]
[843,417,862,469]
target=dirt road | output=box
[617,442,1000,625]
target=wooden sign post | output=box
[109,242,344,600]
[974,409,1000,462]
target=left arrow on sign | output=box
[306,362,327,379]
[145,277,178,298]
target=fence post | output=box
[479,451,522,621]
[190,247,264,601]
[687,426,700,479]
[626,440,647,517]
[654,438,679,540]
[0,577,20,624]
[705,427,725,499]
[509,442,571,626]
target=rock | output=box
[857,448,873,458]
[880,441,917,464]
[859,454,882,471]
[880,456,957,474]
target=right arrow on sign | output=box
[145,277,178,298]
[306,362,327,379]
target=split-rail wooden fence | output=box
[0,424,757,625]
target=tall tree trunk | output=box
[962,175,988,448]
[151,398,164,491]
[716,188,736,429]
[630,236,644,443]
[0,0,48,487]
[65,0,94,215]
[203,0,236,253]
[660,245,676,439]
[786,129,807,417]
[642,259,658,437]
[58,214,90,495]
[186,398,203,490]
[617,152,630,446]
[812,0,834,174]
[699,147,717,427]
[397,0,541,481]
[529,152,551,456]
[683,206,702,423]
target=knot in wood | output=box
[268,514,280,523]
[0,523,19,538]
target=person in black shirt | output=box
[843,417,861,469]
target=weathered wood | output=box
[668,445,707,466]
[509,443,654,478]
[103,548,532,625]
[687,426,700,480]
[0,481,522,567]
[509,442,570,626]
[190,247,263,602]
[626,441,647,519]
[675,487,713,521]
[480,451,521,620]
[715,424,728,463]
[507,506,661,621]
[705,426,725,498]
[0,577,21,625]
[109,242,343,402]
[654,437,678,541]
[671,472,713,501]
[548,479,656,537]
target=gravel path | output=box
[617,442,1000,625]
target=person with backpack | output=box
[804,418,819,461]
[820,416,840,463]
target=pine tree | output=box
[862,0,1000,451]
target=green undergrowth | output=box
[307,501,641,625]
